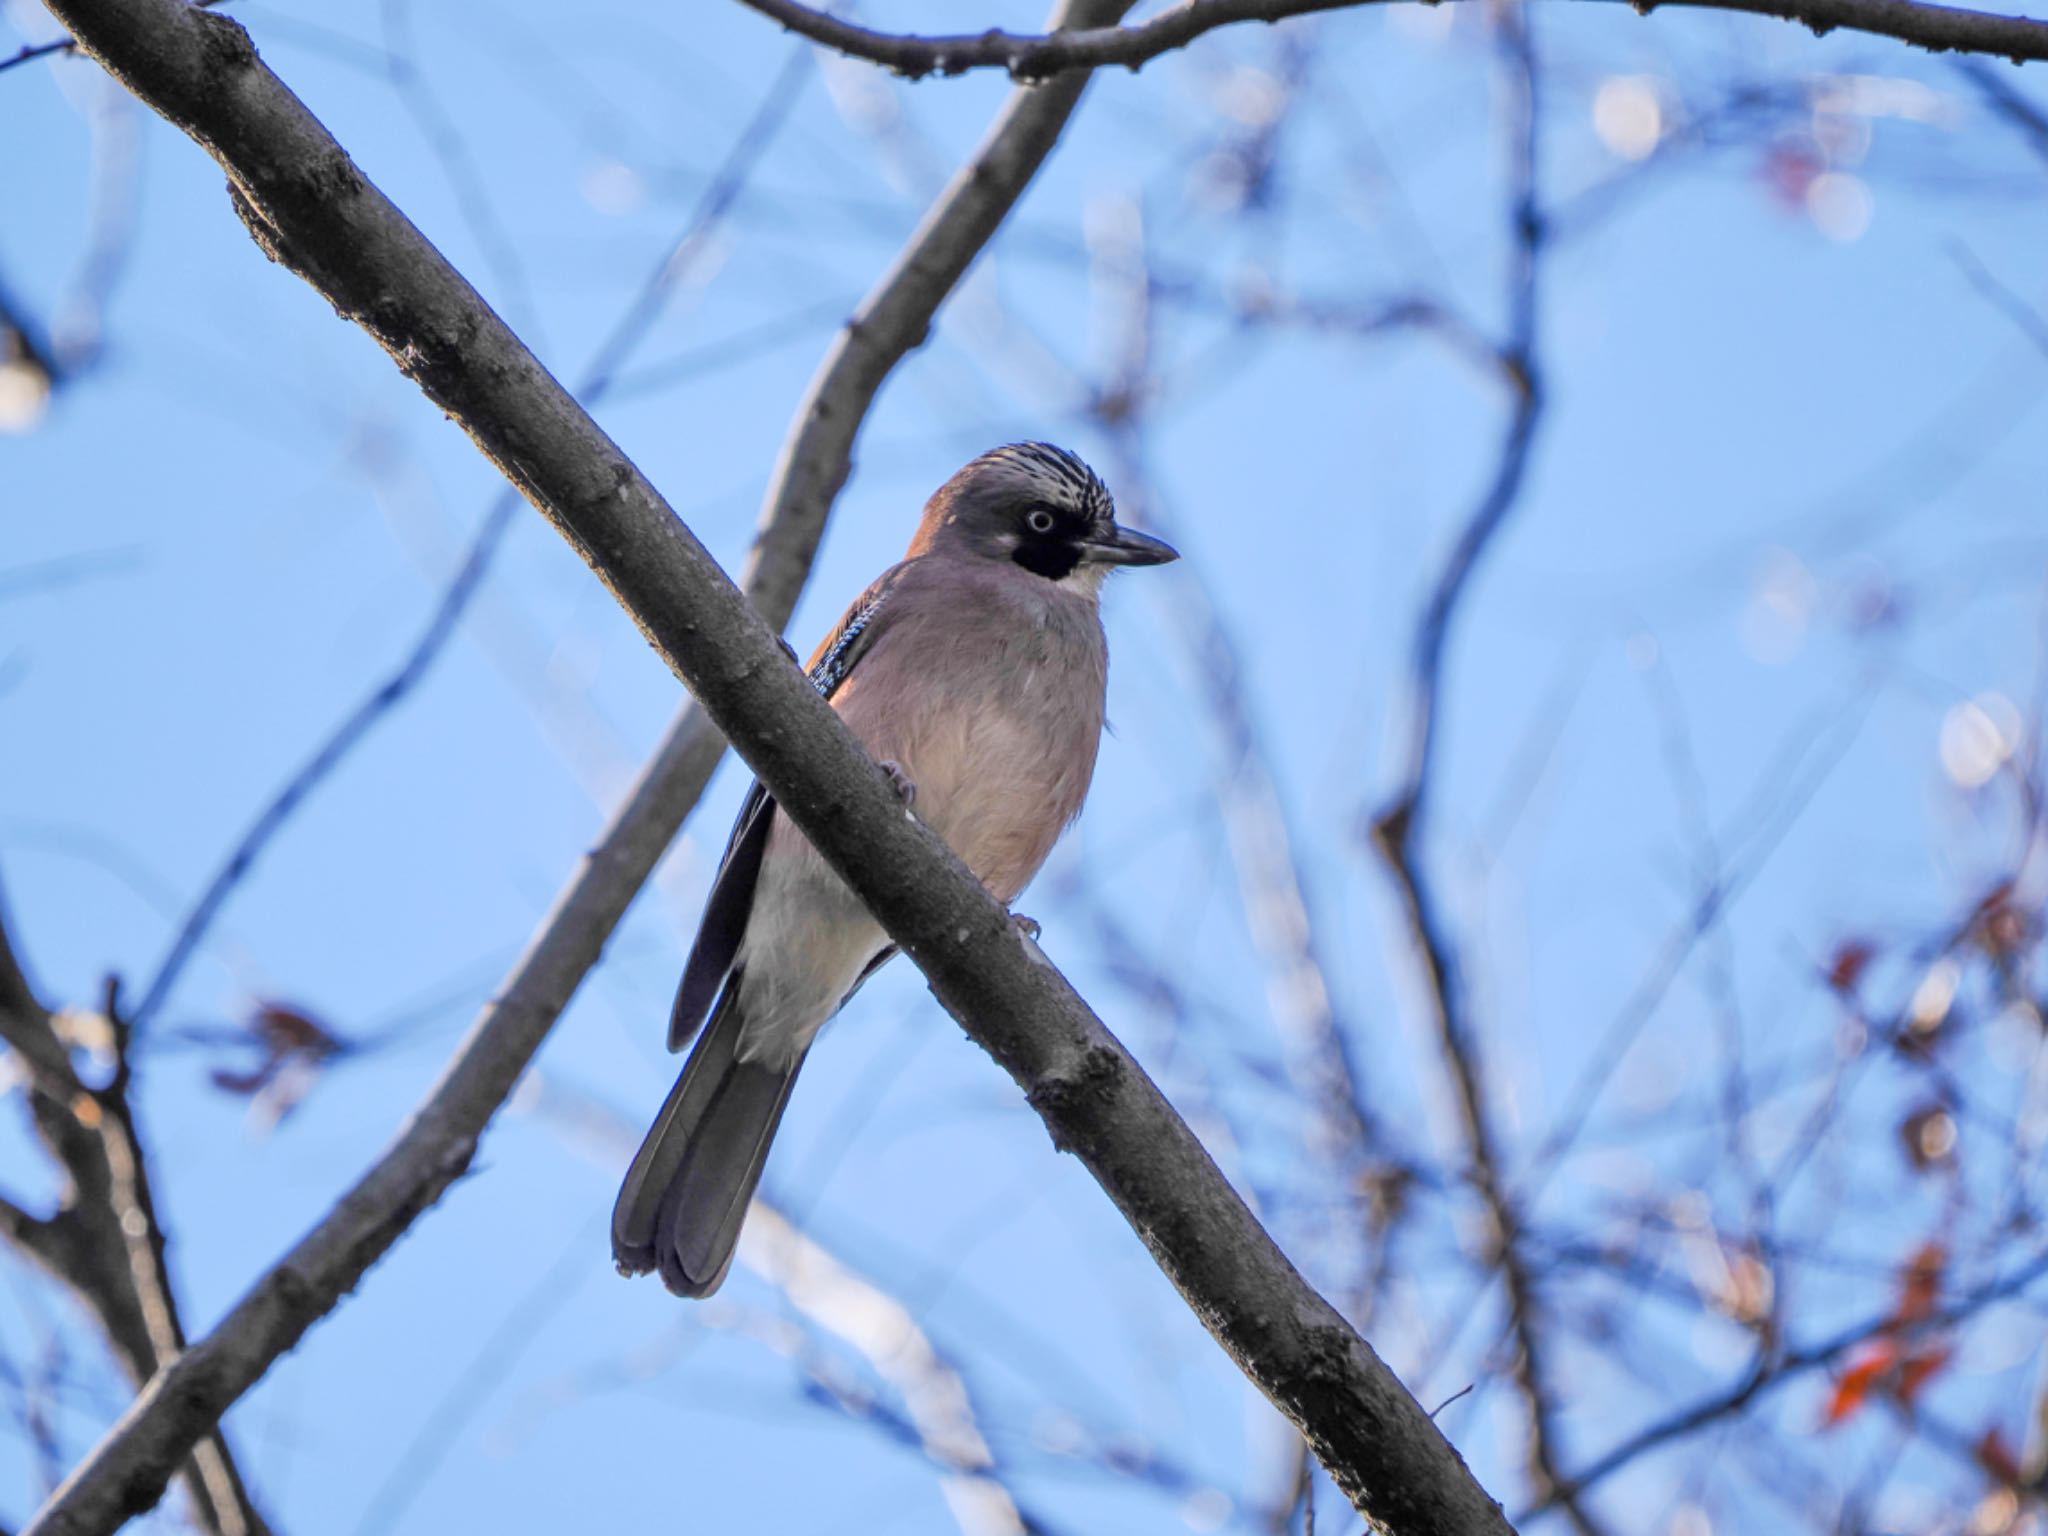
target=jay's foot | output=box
[879,760,917,809]
[1010,913,1042,942]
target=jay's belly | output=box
[894,699,1097,904]
[733,653,1104,1068]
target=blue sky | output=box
[5,0,2048,1531]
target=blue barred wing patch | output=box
[809,587,889,699]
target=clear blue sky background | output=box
[5,0,2048,1531]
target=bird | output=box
[611,442,1178,1298]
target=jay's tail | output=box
[611,978,805,1298]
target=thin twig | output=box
[1364,10,1599,1532]
[726,0,2048,79]
[1955,56,2048,166]
[0,0,225,72]
[125,500,513,1033]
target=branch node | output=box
[1368,797,1415,862]
[189,4,257,72]
[1024,1044,1125,1152]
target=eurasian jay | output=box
[611,442,1177,1297]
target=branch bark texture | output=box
[733,0,2048,77]
[31,0,1508,1531]
[0,917,270,1536]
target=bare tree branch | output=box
[0,904,80,1089]
[1366,10,1601,1533]
[1956,56,2048,165]
[124,49,812,1035]
[728,0,2048,79]
[26,0,1509,1530]
[0,0,223,72]
[0,893,271,1536]
[124,500,515,1033]
[1953,244,2048,359]
[741,1203,1036,1536]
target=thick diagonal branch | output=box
[28,0,1508,1531]
[125,52,810,1037]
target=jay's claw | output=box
[1010,913,1042,942]
[879,760,917,809]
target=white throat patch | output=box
[1056,562,1111,599]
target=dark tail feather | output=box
[612,978,807,1298]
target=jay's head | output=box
[914,442,1178,588]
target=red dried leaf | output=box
[1824,1344,1896,1427]
[250,1001,339,1058]
[1827,941,1876,995]
[1977,1428,2025,1488]
[208,1001,344,1124]
[1898,1243,1946,1325]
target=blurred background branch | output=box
[0,890,269,1536]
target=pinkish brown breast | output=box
[831,555,1109,904]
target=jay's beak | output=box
[1083,525,1179,567]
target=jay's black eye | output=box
[1025,508,1056,534]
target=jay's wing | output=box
[666,779,773,1051]
[666,564,908,1050]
